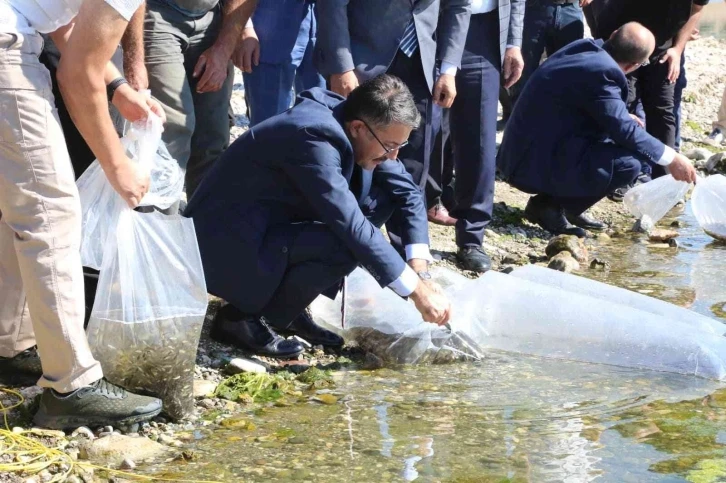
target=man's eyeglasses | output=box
[359,119,409,155]
[639,58,650,67]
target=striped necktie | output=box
[399,18,418,57]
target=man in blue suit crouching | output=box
[185,75,452,358]
[497,22,697,238]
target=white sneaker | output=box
[703,128,724,147]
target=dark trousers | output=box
[510,0,584,106]
[245,192,396,329]
[542,144,642,214]
[428,11,501,247]
[627,59,676,179]
[385,49,439,250]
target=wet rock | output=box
[500,266,515,274]
[277,359,310,374]
[71,426,95,440]
[226,357,267,375]
[648,229,679,242]
[501,254,524,265]
[589,258,610,270]
[312,394,338,405]
[684,147,714,161]
[670,220,682,228]
[668,238,680,248]
[79,433,168,467]
[193,379,218,398]
[595,233,611,243]
[547,252,580,273]
[119,458,136,470]
[705,152,726,173]
[545,235,588,263]
[362,352,384,370]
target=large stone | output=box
[705,152,726,173]
[547,252,580,273]
[225,357,267,375]
[648,229,679,242]
[79,433,169,467]
[545,235,588,263]
[683,147,714,161]
[193,379,218,399]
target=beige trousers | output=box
[714,84,726,133]
[0,32,102,392]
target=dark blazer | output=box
[185,89,429,314]
[497,39,666,197]
[314,0,471,92]
[497,0,525,62]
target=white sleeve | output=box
[657,145,676,166]
[388,265,419,297]
[104,0,144,21]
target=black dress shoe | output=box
[524,196,587,238]
[211,313,304,359]
[279,311,344,348]
[565,211,607,231]
[0,346,42,387]
[456,247,492,273]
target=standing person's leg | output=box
[449,12,501,272]
[144,4,196,178]
[704,83,726,146]
[185,5,235,196]
[243,63,296,126]
[293,3,326,94]
[638,61,676,179]
[673,52,687,152]
[548,1,584,54]
[509,0,551,107]
[0,34,103,392]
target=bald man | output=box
[497,22,697,237]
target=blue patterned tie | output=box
[399,18,418,57]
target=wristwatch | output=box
[416,271,432,281]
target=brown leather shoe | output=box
[427,204,457,226]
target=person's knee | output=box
[614,158,641,187]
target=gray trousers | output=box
[144,1,234,197]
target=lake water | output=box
[701,1,726,40]
[140,204,726,482]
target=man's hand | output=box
[668,153,698,184]
[659,48,682,84]
[580,0,593,7]
[193,45,231,93]
[112,83,167,123]
[124,60,149,91]
[104,158,150,208]
[330,71,359,98]
[503,47,524,89]
[433,74,456,108]
[409,280,452,326]
[232,26,260,74]
[629,113,645,128]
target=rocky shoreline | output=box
[1,35,724,483]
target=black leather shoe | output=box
[524,196,587,238]
[566,211,607,231]
[456,247,492,273]
[211,314,304,359]
[0,346,42,387]
[279,311,344,348]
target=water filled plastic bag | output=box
[692,174,726,242]
[623,175,691,230]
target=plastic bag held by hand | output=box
[692,174,726,242]
[77,111,183,269]
[86,208,208,420]
[623,175,691,230]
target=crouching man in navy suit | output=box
[185,75,452,358]
[497,22,697,238]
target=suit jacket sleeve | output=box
[315,0,355,77]
[373,159,429,246]
[436,0,472,68]
[583,74,666,164]
[508,0,525,48]
[283,132,407,288]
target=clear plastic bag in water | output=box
[77,113,184,269]
[623,175,691,229]
[692,174,726,242]
[86,208,208,419]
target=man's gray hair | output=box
[343,74,421,129]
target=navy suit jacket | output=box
[186,89,429,314]
[497,39,666,197]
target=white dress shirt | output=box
[387,244,434,297]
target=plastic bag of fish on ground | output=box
[311,266,726,380]
[692,174,726,242]
[623,174,691,231]
[309,267,483,364]
[81,108,207,420]
[76,104,184,270]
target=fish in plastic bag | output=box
[623,175,691,231]
[692,174,726,242]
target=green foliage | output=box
[214,372,297,403]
